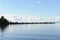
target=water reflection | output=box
[0,24,60,40]
[0,25,9,37]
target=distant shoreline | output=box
[9,22,55,24]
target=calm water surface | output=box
[0,24,60,40]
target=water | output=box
[0,24,60,40]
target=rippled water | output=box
[0,24,60,40]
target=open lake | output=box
[0,23,60,40]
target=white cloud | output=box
[0,14,60,22]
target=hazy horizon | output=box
[0,14,60,22]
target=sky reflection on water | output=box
[0,24,60,40]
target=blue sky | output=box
[0,0,60,18]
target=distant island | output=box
[0,16,55,26]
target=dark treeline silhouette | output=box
[10,22,55,24]
[0,16,9,26]
[0,16,55,25]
